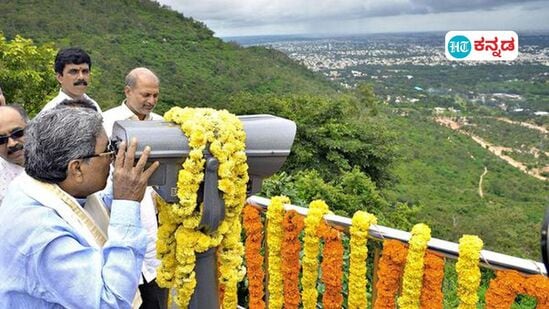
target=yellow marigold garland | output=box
[243,205,265,309]
[373,240,408,309]
[157,107,249,308]
[374,239,444,309]
[156,196,178,287]
[281,210,304,309]
[218,219,246,308]
[485,270,549,308]
[348,211,377,309]
[318,222,344,309]
[398,223,432,309]
[302,200,330,309]
[456,235,483,309]
[266,196,289,309]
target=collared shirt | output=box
[102,101,163,283]
[41,89,101,113]
[102,100,162,137]
[0,176,146,308]
[0,157,23,205]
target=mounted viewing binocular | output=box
[110,114,297,309]
[111,114,296,201]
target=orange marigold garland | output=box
[281,210,304,309]
[522,274,549,307]
[243,205,266,309]
[318,222,344,309]
[373,240,408,309]
[485,270,549,308]
[420,252,445,309]
[373,240,445,309]
[485,270,522,308]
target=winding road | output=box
[478,166,488,198]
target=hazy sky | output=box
[156,0,549,37]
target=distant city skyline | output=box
[156,0,549,37]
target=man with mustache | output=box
[103,67,167,309]
[0,105,28,204]
[41,47,101,112]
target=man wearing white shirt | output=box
[41,48,101,113]
[103,67,162,136]
[103,67,167,309]
[0,105,28,205]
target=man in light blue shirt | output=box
[0,106,159,308]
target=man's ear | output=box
[56,72,64,84]
[66,159,84,183]
[124,85,132,98]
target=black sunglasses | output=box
[0,128,24,146]
[78,141,115,160]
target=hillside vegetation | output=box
[382,110,547,258]
[0,0,336,111]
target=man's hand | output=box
[113,137,160,201]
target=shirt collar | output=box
[120,100,153,121]
[59,89,90,101]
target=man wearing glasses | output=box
[0,105,159,307]
[0,105,28,204]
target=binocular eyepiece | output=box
[110,114,297,203]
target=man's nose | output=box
[7,137,19,148]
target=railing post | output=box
[189,248,219,309]
[189,158,223,309]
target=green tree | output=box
[229,92,396,185]
[355,83,380,117]
[0,34,58,116]
[261,168,418,229]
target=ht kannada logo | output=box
[445,31,519,61]
[447,35,471,59]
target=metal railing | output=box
[247,195,547,276]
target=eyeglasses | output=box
[78,141,115,160]
[0,128,24,146]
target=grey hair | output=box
[125,67,159,88]
[56,98,98,111]
[25,106,104,183]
